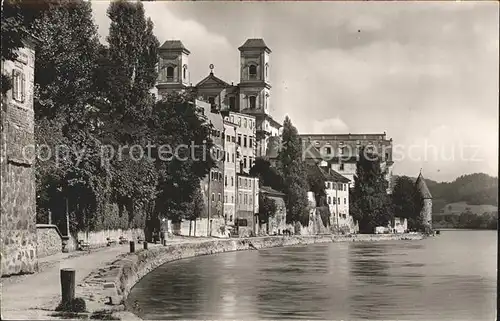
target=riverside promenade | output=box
[1,234,423,320]
[0,237,212,320]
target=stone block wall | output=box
[36,224,63,258]
[170,218,227,237]
[1,42,38,276]
[76,229,145,247]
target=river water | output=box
[128,230,497,320]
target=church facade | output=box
[156,38,282,158]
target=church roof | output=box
[195,71,231,88]
[238,38,271,52]
[416,173,432,199]
[160,40,190,53]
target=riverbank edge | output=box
[78,233,424,320]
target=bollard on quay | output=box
[129,240,135,253]
[60,268,76,307]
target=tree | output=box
[26,0,110,233]
[392,176,424,231]
[277,116,309,225]
[350,147,393,233]
[97,0,160,228]
[249,158,284,191]
[259,194,277,225]
[306,165,327,207]
[149,93,215,224]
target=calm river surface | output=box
[128,230,497,320]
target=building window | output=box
[208,96,215,106]
[231,176,234,186]
[340,163,345,171]
[249,138,253,148]
[325,147,332,154]
[328,196,331,204]
[11,70,25,103]
[166,66,174,81]
[344,198,346,204]
[218,193,221,202]
[232,153,235,163]
[265,63,269,78]
[244,194,248,204]
[231,196,234,203]
[225,175,228,186]
[237,134,242,146]
[249,157,253,167]
[249,96,256,109]
[249,64,257,79]
[183,65,187,79]
[338,197,340,204]
[211,193,215,202]
[243,135,247,147]
[333,197,336,204]
[229,96,236,110]
[231,136,235,143]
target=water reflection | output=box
[128,231,496,320]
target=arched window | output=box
[265,63,269,78]
[183,65,187,80]
[166,66,174,81]
[249,96,256,109]
[249,64,257,79]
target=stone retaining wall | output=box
[77,232,423,317]
[36,224,63,258]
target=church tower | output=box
[238,39,280,157]
[416,172,433,233]
[156,40,190,97]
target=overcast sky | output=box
[91,1,498,182]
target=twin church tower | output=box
[155,38,281,157]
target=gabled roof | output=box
[160,40,190,54]
[195,72,231,88]
[302,141,323,160]
[238,38,271,53]
[260,185,285,197]
[308,164,350,183]
[416,173,432,199]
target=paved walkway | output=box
[1,237,212,320]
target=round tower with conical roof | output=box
[416,172,433,233]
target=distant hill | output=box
[394,173,498,215]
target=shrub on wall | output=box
[101,203,128,231]
[316,206,331,228]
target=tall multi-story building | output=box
[198,100,225,235]
[228,111,256,174]
[299,133,394,193]
[155,38,282,158]
[223,118,237,225]
[235,174,259,236]
[1,36,38,276]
